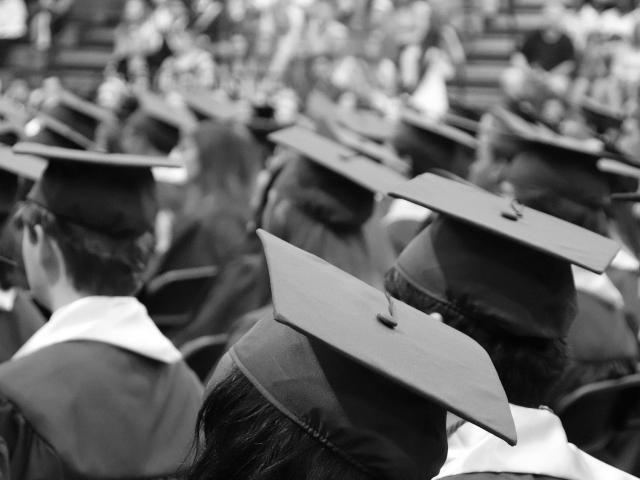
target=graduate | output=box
[384,109,477,254]
[178,125,406,349]
[187,230,517,480]
[383,174,636,480]
[503,135,640,405]
[147,119,262,277]
[120,90,197,156]
[0,143,203,479]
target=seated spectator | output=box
[156,29,216,92]
[30,0,75,51]
[512,0,576,94]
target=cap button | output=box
[501,199,524,221]
[377,312,398,329]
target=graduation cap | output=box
[393,109,477,178]
[504,129,639,233]
[391,173,620,339]
[335,109,394,143]
[579,97,624,134]
[443,112,480,136]
[268,126,407,194]
[0,145,46,181]
[13,142,180,238]
[400,110,477,150]
[215,230,516,480]
[25,90,114,150]
[0,122,23,147]
[598,159,640,202]
[180,89,241,121]
[128,91,198,154]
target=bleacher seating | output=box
[451,0,545,110]
[0,0,124,97]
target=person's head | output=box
[123,0,150,23]
[384,174,618,407]
[188,231,516,480]
[259,150,377,284]
[505,149,611,236]
[542,0,568,33]
[392,117,476,179]
[121,109,180,155]
[17,201,155,306]
[121,93,196,156]
[11,144,169,310]
[384,265,569,407]
[179,120,261,205]
[187,367,374,480]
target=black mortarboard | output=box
[128,91,197,154]
[13,142,179,238]
[443,112,480,136]
[579,97,624,134]
[392,174,619,339]
[504,130,632,234]
[25,90,114,150]
[321,118,411,175]
[180,89,240,121]
[335,109,394,143]
[0,122,22,147]
[212,230,516,480]
[269,126,406,194]
[393,110,477,178]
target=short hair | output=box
[16,201,154,296]
[187,368,372,480]
[384,267,568,408]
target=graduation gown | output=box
[0,289,44,363]
[0,297,203,479]
[150,195,249,277]
[547,266,639,405]
[436,405,637,480]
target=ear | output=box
[34,225,63,284]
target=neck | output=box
[46,283,90,313]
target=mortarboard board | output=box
[443,112,480,136]
[335,109,394,143]
[400,110,477,150]
[391,174,620,338]
[128,91,198,154]
[268,126,407,194]
[13,142,180,238]
[214,229,516,480]
[579,97,624,134]
[25,89,115,150]
[393,109,477,178]
[0,145,46,181]
[179,89,241,122]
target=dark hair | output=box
[191,121,261,209]
[384,268,568,408]
[16,202,154,296]
[186,368,372,480]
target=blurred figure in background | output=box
[149,120,262,277]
